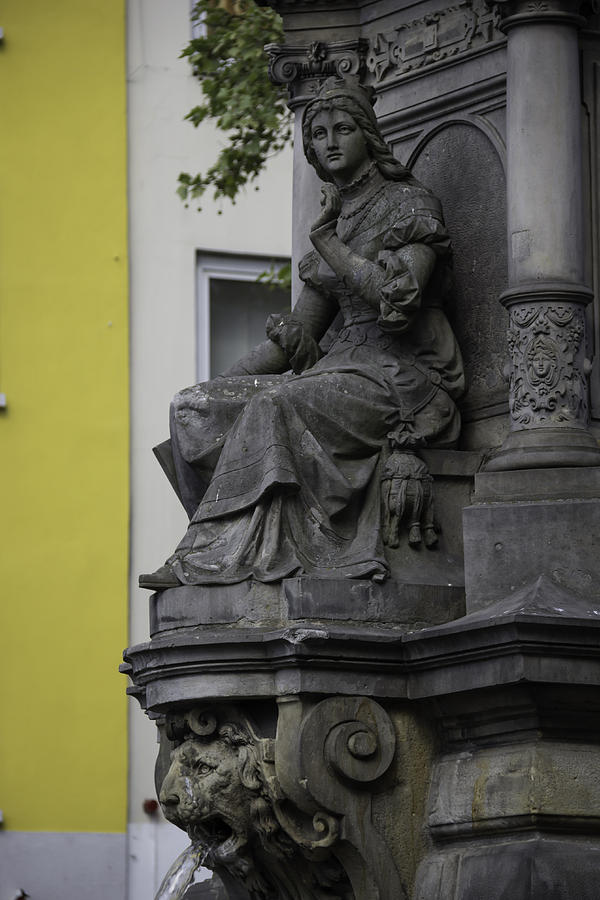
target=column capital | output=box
[265,39,369,109]
[493,0,588,31]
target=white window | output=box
[196,252,291,381]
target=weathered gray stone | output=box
[414,838,600,900]
[463,494,600,612]
[429,741,600,833]
[184,881,230,900]
[124,579,600,897]
[185,872,248,899]
[473,465,600,502]
[149,574,465,637]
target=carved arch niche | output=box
[403,119,509,444]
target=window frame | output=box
[196,251,290,381]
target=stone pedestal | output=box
[409,587,600,900]
[124,587,442,899]
[464,467,600,610]
[123,563,600,898]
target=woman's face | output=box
[310,108,370,185]
[531,349,552,378]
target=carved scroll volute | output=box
[265,40,369,108]
[275,696,405,900]
[321,697,396,787]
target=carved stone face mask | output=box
[310,108,370,185]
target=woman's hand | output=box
[310,184,342,232]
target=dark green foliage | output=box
[177,0,292,209]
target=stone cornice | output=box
[121,576,600,713]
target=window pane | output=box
[209,277,290,377]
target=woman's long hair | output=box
[302,95,418,185]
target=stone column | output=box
[266,40,368,304]
[487,0,600,470]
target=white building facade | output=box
[126,1,292,895]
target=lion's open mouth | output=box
[189,816,234,846]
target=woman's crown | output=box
[312,75,376,113]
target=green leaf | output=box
[257,261,292,291]
[178,0,292,206]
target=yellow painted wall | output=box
[0,0,129,832]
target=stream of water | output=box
[154,841,214,900]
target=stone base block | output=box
[150,575,465,636]
[414,836,600,900]
[484,426,600,471]
[463,468,600,612]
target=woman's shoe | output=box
[138,564,181,591]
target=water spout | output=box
[154,841,212,900]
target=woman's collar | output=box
[338,161,380,200]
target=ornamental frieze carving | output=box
[366,0,503,83]
[506,303,591,428]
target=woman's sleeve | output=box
[376,195,451,333]
[309,189,451,334]
[266,259,339,373]
[224,253,338,377]
[293,254,339,338]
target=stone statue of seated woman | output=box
[140,75,464,591]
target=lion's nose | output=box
[160,792,180,807]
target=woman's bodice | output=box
[301,168,450,320]
[297,167,465,400]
